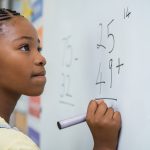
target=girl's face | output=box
[0,17,46,96]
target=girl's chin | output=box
[24,88,45,96]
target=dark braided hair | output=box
[0,8,24,33]
[0,8,23,21]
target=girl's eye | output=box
[38,47,42,52]
[20,44,30,52]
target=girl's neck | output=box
[0,89,21,122]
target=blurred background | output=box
[0,0,44,147]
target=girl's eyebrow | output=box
[13,36,33,41]
[13,36,40,43]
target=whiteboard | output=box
[41,0,150,149]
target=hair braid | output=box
[0,8,23,21]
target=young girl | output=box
[0,8,121,150]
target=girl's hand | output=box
[86,100,121,150]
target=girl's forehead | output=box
[0,17,38,41]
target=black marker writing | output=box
[107,19,115,53]
[116,58,124,74]
[96,63,106,94]
[62,40,73,68]
[124,7,131,19]
[97,23,106,49]
[65,75,72,97]
[109,59,113,88]
[95,98,117,101]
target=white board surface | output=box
[41,0,150,149]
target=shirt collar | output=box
[0,116,11,128]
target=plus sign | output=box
[116,58,124,74]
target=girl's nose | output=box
[34,52,47,66]
[39,56,46,66]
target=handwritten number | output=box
[60,73,65,97]
[107,19,115,53]
[66,75,72,97]
[97,23,106,49]
[62,39,73,67]
[96,63,106,94]
[60,74,72,98]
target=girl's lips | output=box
[31,70,46,77]
[31,74,46,83]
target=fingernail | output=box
[96,99,104,104]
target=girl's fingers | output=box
[113,111,121,123]
[105,107,114,119]
[96,99,104,105]
[86,100,98,120]
[95,101,108,118]
[113,111,121,129]
[87,100,121,129]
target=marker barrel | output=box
[57,114,86,129]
